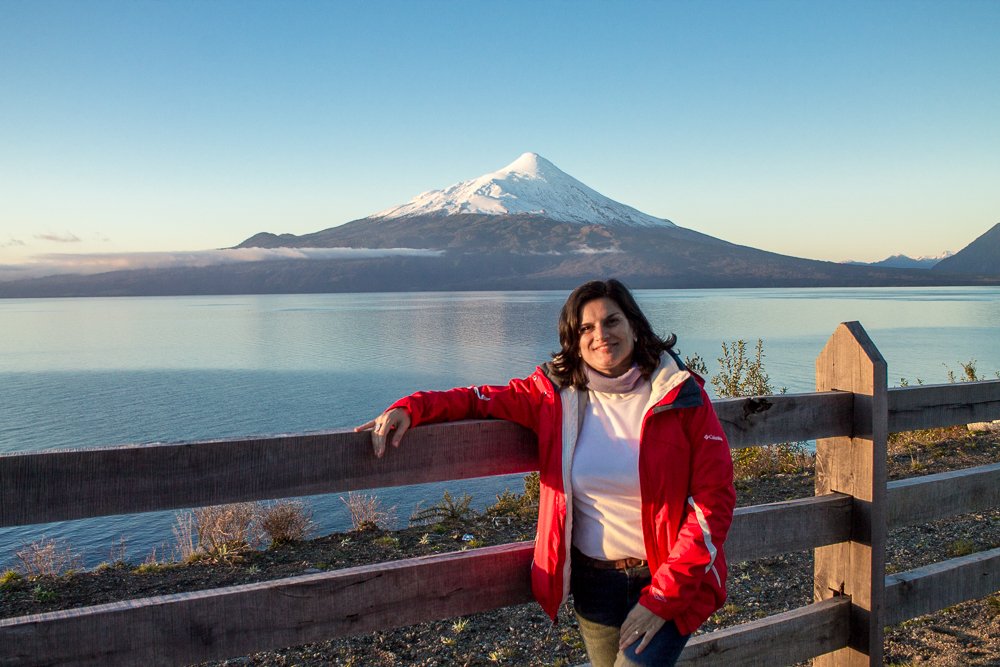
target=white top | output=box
[570,380,653,560]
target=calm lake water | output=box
[2,287,999,568]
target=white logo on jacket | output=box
[704,434,723,442]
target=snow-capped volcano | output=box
[371,152,675,228]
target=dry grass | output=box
[170,502,263,563]
[340,492,397,531]
[260,500,316,545]
[14,538,79,579]
[731,442,812,480]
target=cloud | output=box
[1,237,26,248]
[0,246,445,281]
[35,232,82,243]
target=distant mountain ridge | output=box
[844,252,953,270]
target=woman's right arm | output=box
[355,375,547,458]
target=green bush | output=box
[709,338,807,479]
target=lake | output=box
[2,286,999,568]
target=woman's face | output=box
[577,297,636,377]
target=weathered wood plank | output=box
[887,463,1000,527]
[714,392,853,449]
[727,493,852,563]
[814,321,888,667]
[883,547,1000,626]
[1,391,857,528]
[888,380,1000,432]
[0,421,538,528]
[676,597,851,666]
[0,542,535,667]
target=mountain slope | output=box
[932,223,1000,275]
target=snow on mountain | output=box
[370,152,675,228]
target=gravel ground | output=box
[1,426,997,666]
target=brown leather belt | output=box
[572,546,648,570]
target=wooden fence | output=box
[1,321,999,666]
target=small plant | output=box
[419,533,431,545]
[710,602,742,623]
[1,569,22,587]
[410,490,476,526]
[947,539,976,557]
[134,562,168,575]
[340,536,353,547]
[108,535,128,565]
[341,492,397,531]
[31,584,57,603]
[488,647,510,663]
[15,538,79,579]
[986,593,1000,617]
[452,617,469,634]
[440,636,456,646]
[373,535,399,549]
[945,359,980,383]
[260,500,315,546]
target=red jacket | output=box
[391,352,735,635]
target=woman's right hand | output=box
[355,407,411,458]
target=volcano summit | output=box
[1,153,987,297]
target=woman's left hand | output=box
[619,603,666,654]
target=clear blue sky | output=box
[2,0,998,276]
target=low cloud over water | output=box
[0,247,445,281]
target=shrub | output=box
[710,338,808,479]
[409,490,475,526]
[341,492,396,531]
[522,472,540,504]
[712,339,776,399]
[172,502,262,563]
[260,500,315,546]
[14,538,79,579]
[485,487,537,520]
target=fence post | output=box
[813,322,888,666]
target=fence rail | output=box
[2,322,999,666]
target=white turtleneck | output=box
[570,379,652,561]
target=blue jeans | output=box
[571,556,689,667]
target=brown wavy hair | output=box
[550,279,676,389]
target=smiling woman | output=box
[357,278,735,667]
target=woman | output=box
[357,279,735,667]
